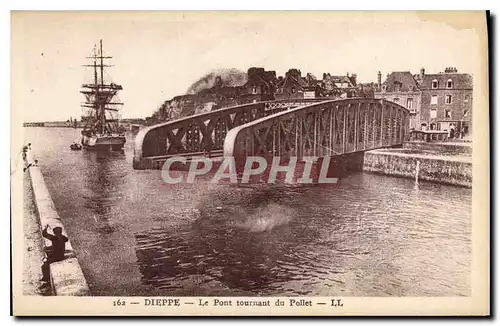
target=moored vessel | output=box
[80,39,125,151]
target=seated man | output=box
[40,225,69,282]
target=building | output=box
[274,69,310,100]
[356,82,376,98]
[275,70,356,100]
[322,73,357,98]
[417,67,473,136]
[374,71,422,129]
[240,67,278,103]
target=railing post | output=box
[354,102,359,151]
[386,104,391,146]
[399,110,403,143]
[363,102,368,150]
[371,103,375,149]
[313,111,317,157]
[342,104,347,153]
[380,103,384,147]
[329,105,334,153]
[272,121,276,156]
[295,118,299,158]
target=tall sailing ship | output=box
[80,39,126,151]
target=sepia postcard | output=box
[11,10,490,316]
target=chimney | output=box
[286,69,301,79]
[377,71,382,87]
[420,67,425,79]
[350,73,357,86]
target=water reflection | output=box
[134,186,338,295]
[82,150,127,234]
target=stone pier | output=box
[24,149,91,296]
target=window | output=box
[291,87,296,94]
[445,109,451,118]
[463,109,468,117]
[431,95,438,105]
[430,108,437,119]
[252,86,257,94]
[432,79,438,89]
[394,83,400,92]
[445,95,452,104]
[446,79,453,89]
[393,98,400,104]
[465,95,470,103]
[407,98,414,109]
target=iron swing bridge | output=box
[133,98,410,174]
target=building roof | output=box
[419,73,473,90]
[331,76,352,84]
[244,69,278,88]
[382,71,420,92]
[322,74,355,88]
[277,74,309,89]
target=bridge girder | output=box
[133,98,409,170]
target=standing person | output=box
[40,225,68,282]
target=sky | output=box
[11,11,484,122]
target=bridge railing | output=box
[133,99,328,169]
[224,98,410,163]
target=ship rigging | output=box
[80,39,126,151]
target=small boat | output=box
[70,143,82,151]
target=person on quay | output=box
[40,224,69,282]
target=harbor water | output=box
[23,127,471,296]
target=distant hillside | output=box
[186,68,247,94]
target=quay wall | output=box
[25,150,91,296]
[402,141,472,156]
[363,149,472,188]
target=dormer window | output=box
[394,82,400,92]
[446,79,453,89]
[291,87,296,94]
[252,86,258,94]
[432,79,438,89]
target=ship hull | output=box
[81,134,126,151]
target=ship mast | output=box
[93,45,99,131]
[100,39,105,134]
[81,39,123,134]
